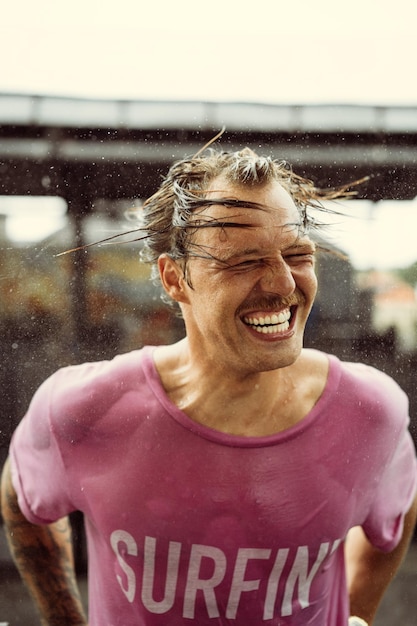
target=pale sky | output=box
[1,0,417,104]
[315,200,417,271]
[1,0,417,270]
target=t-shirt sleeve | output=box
[362,420,417,553]
[9,371,76,525]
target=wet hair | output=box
[137,146,357,279]
[60,141,361,308]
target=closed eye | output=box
[284,253,315,265]
[228,258,265,271]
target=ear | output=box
[158,254,190,304]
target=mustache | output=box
[236,291,305,316]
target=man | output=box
[1,147,417,626]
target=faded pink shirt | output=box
[10,348,417,625]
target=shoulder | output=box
[29,348,152,435]
[303,349,408,422]
[53,348,146,396]
[339,359,406,405]
[328,354,409,434]
[12,348,165,482]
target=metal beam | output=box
[0,138,416,169]
[1,96,417,202]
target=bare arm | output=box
[0,457,88,626]
[345,492,417,625]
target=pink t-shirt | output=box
[10,347,417,625]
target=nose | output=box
[259,258,296,298]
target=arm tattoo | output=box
[1,459,88,625]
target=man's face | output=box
[166,176,318,378]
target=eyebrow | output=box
[192,217,306,235]
[195,197,270,212]
[220,239,316,263]
[284,238,316,252]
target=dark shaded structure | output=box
[1,96,417,202]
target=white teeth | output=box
[243,308,291,334]
[254,322,290,334]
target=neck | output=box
[153,339,318,437]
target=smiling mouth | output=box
[242,307,293,334]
